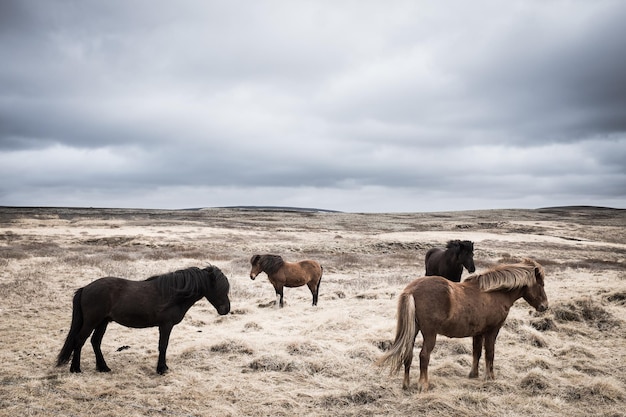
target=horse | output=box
[56,265,230,375]
[377,258,548,392]
[425,239,476,282]
[249,254,323,308]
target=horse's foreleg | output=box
[483,329,500,380]
[91,320,111,372]
[469,335,483,378]
[157,323,174,374]
[418,333,437,392]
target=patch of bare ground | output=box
[0,206,625,417]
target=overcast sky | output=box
[1,1,625,212]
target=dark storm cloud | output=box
[1,1,624,211]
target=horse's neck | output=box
[444,250,458,263]
[500,287,525,307]
[180,295,204,313]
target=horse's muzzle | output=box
[536,303,548,312]
[250,274,256,280]
[217,304,230,315]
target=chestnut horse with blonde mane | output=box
[250,254,323,308]
[377,258,548,392]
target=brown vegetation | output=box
[0,206,625,416]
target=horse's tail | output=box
[376,291,417,375]
[311,265,323,306]
[318,265,323,288]
[56,288,84,366]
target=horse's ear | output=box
[534,265,544,285]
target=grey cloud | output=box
[1,1,624,211]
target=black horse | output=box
[57,265,230,374]
[425,240,476,282]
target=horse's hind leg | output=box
[70,326,94,373]
[418,333,437,392]
[91,320,111,372]
[307,279,320,306]
[469,335,483,378]
[402,331,418,390]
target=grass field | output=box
[0,206,624,416]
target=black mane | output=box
[253,254,285,274]
[146,266,227,302]
[446,239,473,254]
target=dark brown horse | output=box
[249,254,323,308]
[57,266,230,374]
[425,240,476,282]
[377,259,548,392]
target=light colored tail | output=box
[376,292,417,374]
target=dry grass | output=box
[0,206,625,417]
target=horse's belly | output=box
[284,280,307,288]
[113,314,159,329]
[110,303,162,328]
[440,327,476,338]
[439,320,493,338]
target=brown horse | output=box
[249,254,323,307]
[377,258,548,392]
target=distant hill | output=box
[538,205,623,211]
[217,206,342,213]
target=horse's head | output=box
[455,240,476,273]
[205,266,231,315]
[249,254,262,280]
[522,261,548,312]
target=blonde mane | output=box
[466,258,544,292]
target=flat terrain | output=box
[0,206,624,416]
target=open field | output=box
[1,206,625,417]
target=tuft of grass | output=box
[604,291,626,306]
[246,355,301,373]
[210,339,254,355]
[551,298,621,331]
[520,370,551,394]
[562,378,625,403]
[530,317,558,332]
[285,340,322,356]
[519,326,549,348]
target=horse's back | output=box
[425,248,444,275]
[406,275,451,297]
[80,277,162,327]
[82,276,141,300]
[405,276,452,326]
[298,259,322,275]
[279,260,322,287]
